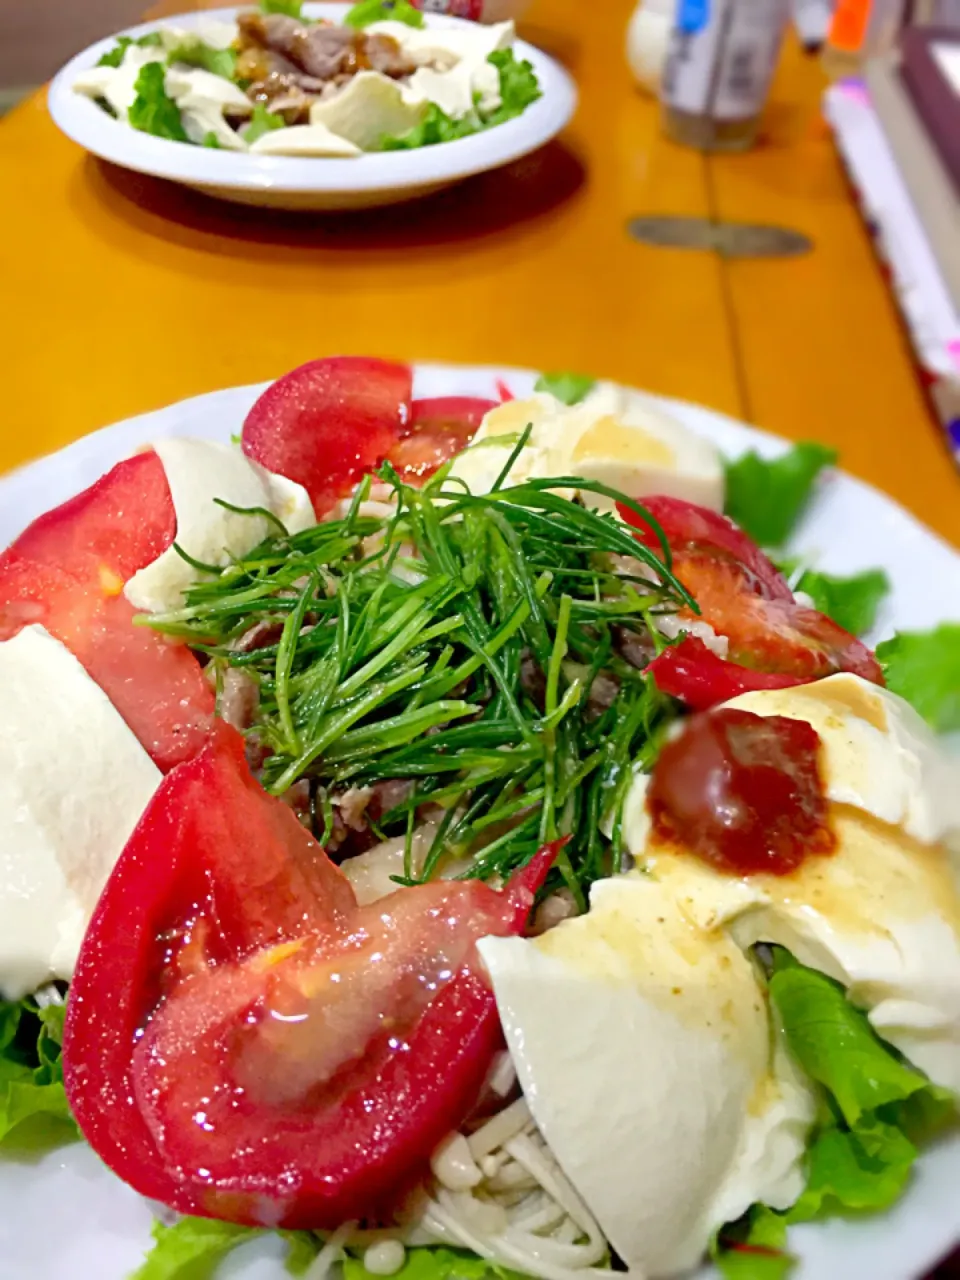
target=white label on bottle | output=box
[663,0,789,121]
[791,0,834,46]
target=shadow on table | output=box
[76,139,587,261]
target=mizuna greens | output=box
[147,458,693,903]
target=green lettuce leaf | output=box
[243,102,286,144]
[381,51,540,150]
[128,62,188,142]
[723,443,837,547]
[795,567,890,637]
[483,48,542,125]
[131,1218,319,1280]
[97,33,163,69]
[165,36,237,81]
[382,103,477,150]
[0,995,78,1147]
[769,950,928,1126]
[714,1205,793,1280]
[202,132,221,149]
[261,0,304,16]
[719,950,958,1274]
[343,1247,527,1280]
[875,625,960,732]
[534,373,597,406]
[344,0,425,28]
[786,1116,919,1222]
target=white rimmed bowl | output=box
[47,3,577,210]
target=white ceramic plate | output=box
[46,5,577,210]
[0,363,958,1280]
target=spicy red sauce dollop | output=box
[647,708,835,875]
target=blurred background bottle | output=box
[792,0,837,50]
[660,0,791,152]
[820,0,907,75]
[626,0,678,94]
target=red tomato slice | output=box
[0,453,213,770]
[619,494,792,601]
[386,396,498,481]
[618,495,883,705]
[10,449,176,579]
[64,724,557,1229]
[242,357,413,517]
[646,637,806,711]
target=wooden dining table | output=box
[0,0,957,549]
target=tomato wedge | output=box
[618,495,883,707]
[242,357,413,517]
[621,495,793,602]
[647,637,804,711]
[64,724,557,1229]
[385,396,498,481]
[0,453,213,770]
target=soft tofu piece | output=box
[248,123,362,157]
[0,627,162,999]
[546,383,725,513]
[622,674,960,1093]
[72,45,165,120]
[123,438,315,615]
[446,388,724,513]
[310,72,426,151]
[479,872,814,1278]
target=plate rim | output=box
[3,359,957,575]
[46,3,578,195]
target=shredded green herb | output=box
[146,463,690,894]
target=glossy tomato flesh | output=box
[0,452,213,770]
[241,357,414,517]
[619,495,883,705]
[64,724,557,1228]
[386,396,498,481]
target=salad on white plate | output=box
[70,0,540,158]
[0,358,959,1280]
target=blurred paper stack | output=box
[823,13,960,463]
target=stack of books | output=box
[823,26,960,465]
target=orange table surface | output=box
[1,0,957,546]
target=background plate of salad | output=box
[46,3,576,210]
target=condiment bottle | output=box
[626,0,678,95]
[820,0,907,76]
[660,0,792,153]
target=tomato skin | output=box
[242,357,413,517]
[8,450,176,580]
[0,453,213,770]
[618,495,883,706]
[386,397,498,481]
[64,724,557,1229]
[618,494,793,601]
[647,637,808,711]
